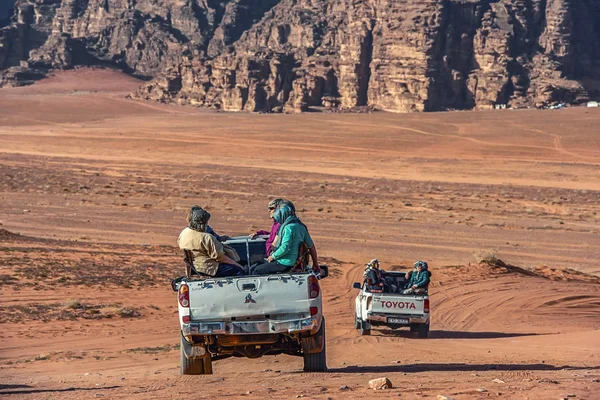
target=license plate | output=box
[388,317,409,324]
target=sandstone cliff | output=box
[1,0,599,112]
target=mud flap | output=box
[301,322,325,354]
[182,335,207,359]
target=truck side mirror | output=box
[353,282,361,289]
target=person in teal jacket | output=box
[403,260,431,294]
[250,203,319,275]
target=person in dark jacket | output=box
[403,260,431,294]
[205,225,230,242]
[363,259,385,292]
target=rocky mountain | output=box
[1,0,599,112]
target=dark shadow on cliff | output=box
[555,0,600,104]
[0,2,14,28]
[328,363,597,374]
[229,0,282,44]
[424,1,489,111]
[578,79,600,102]
[207,0,281,56]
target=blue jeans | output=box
[215,263,245,277]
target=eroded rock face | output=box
[2,0,600,111]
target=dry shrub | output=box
[127,344,177,354]
[64,299,85,309]
[0,302,142,323]
[475,249,505,267]
[117,307,141,318]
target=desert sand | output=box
[1,68,599,399]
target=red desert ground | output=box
[1,68,599,399]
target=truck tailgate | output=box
[188,275,310,320]
[371,294,426,315]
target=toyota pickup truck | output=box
[173,236,328,374]
[353,271,430,338]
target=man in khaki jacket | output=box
[178,206,245,277]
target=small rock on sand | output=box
[369,377,392,390]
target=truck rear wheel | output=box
[303,317,327,372]
[410,324,429,338]
[180,333,213,375]
[359,321,371,336]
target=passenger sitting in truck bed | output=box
[250,203,320,275]
[363,259,398,293]
[250,198,295,257]
[363,259,384,292]
[402,260,431,295]
[178,206,246,277]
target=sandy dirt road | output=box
[1,68,599,399]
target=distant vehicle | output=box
[173,236,329,374]
[353,271,430,338]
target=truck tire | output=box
[359,321,371,336]
[303,317,327,372]
[180,334,213,375]
[416,323,430,338]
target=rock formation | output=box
[1,0,599,112]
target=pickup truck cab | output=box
[173,236,328,374]
[353,271,430,337]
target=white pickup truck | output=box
[353,271,430,338]
[173,236,328,374]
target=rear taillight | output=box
[310,307,318,316]
[424,299,430,313]
[182,315,190,323]
[179,284,189,307]
[308,275,320,299]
